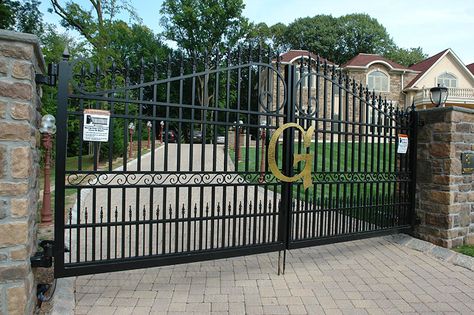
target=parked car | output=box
[188,130,203,143]
[216,135,225,144]
[161,130,178,143]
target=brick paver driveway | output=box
[74,235,474,314]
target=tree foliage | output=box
[284,15,340,61]
[0,0,44,36]
[49,0,141,62]
[335,13,395,63]
[385,46,427,67]
[160,0,248,57]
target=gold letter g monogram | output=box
[268,123,314,190]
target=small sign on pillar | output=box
[461,153,474,174]
[397,134,408,154]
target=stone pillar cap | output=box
[0,29,46,73]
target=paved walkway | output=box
[74,235,474,315]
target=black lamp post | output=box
[429,84,449,107]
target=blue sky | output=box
[40,0,474,64]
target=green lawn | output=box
[231,142,402,227]
[236,142,397,174]
[454,245,474,257]
[232,142,398,197]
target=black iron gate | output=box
[53,49,416,278]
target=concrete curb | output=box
[50,278,75,315]
[386,234,474,271]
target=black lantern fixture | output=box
[429,84,449,107]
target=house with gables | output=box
[278,48,474,110]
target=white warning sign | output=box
[83,109,110,142]
[397,134,408,154]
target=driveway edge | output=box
[386,234,474,271]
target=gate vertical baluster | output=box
[243,44,251,247]
[176,55,184,252]
[394,107,400,225]
[319,61,328,237]
[135,58,145,257]
[149,58,158,256]
[222,48,231,248]
[199,50,208,251]
[312,56,321,239]
[387,103,394,227]
[188,54,197,252]
[211,48,219,250]
[335,68,342,235]
[91,64,102,263]
[350,79,357,233]
[327,65,336,236]
[107,61,117,260]
[357,85,363,232]
[162,54,171,255]
[362,87,370,231]
[253,44,262,245]
[121,59,130,259]
[382,99,393,227]
[232,46,242,247]
[377,94,383,228]
[343,74,350,234]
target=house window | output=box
[367,70,389,92]
[437,73,457,88]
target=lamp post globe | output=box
[429,84,449,107]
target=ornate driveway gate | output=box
[53,49,417,278]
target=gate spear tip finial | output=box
[62,46,70,61]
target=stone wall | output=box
[0,30,45,315]
[415,106,474,248]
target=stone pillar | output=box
[415,106,474,248]
[0,30,45,315]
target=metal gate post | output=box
[53,55,72,278]
[278,64,296,274]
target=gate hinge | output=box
[30,240,54,268]
[35,63,58,86]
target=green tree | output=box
[283,15,340,61]
[108,21,170,68]
[336,13,395,64]
[160,0,248,57]
[0,0,44,36]
[269,23,288,51]
[0,0,20,29]
[384,46,427,67]
[17,0,44,35]
[49,0,141,62]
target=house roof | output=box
[404,49,448,88]
[404,48,474,89]
[342,53,409,71]
[467,63,474,75]
[278,50,335,65]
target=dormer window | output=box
[367,70,389,92]
[437,73,457,88]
